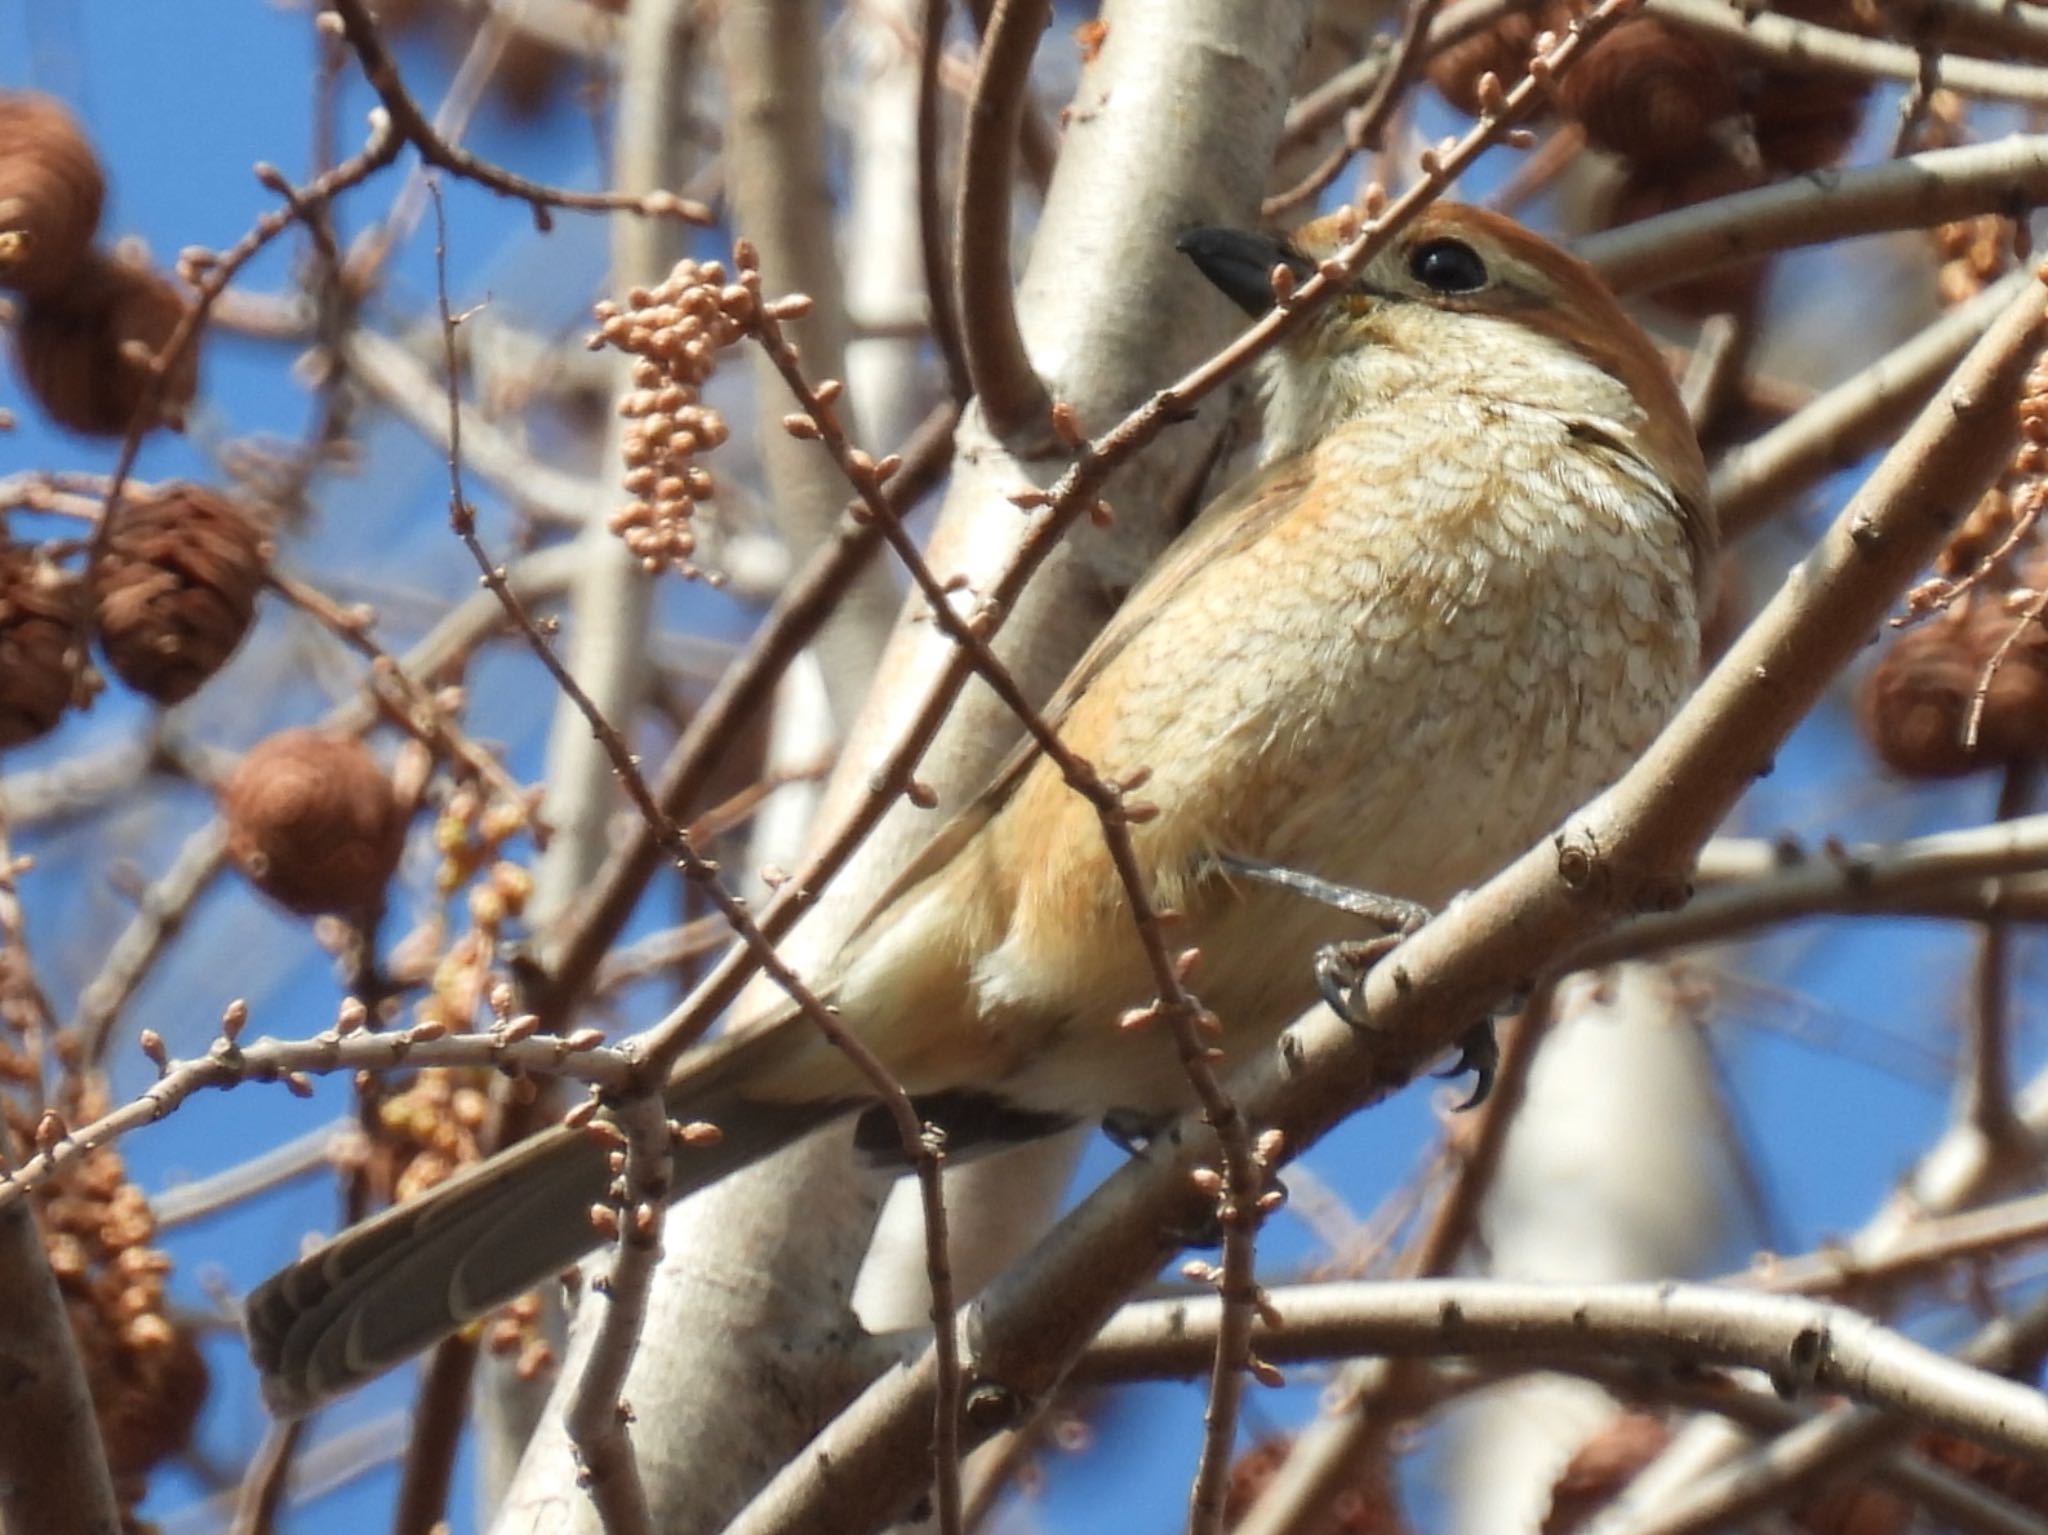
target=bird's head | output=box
[1178,204,1709,564]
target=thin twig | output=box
[323,0,711,230]
[560,1096,669,1535]
[1581,134,2048,301]
[1964,764,2036,1145]
[0,1010,645,1208]
[227,1420,306,1535]
[1262,0,1443,220]
[953,0,1054,444]
[1710,272,2033,538]
[1069,1277,2048,1466]
[151,1118,356,1229]
[918,0,972,401]
[1649,0,2048,108]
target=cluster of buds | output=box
[21,1079,209,1513]
[374,1059,492,1202]
[1,92,199,435]
[90,482,269,704]
[221,728,408,918]
[0,539,88,750]
[588,256,756,575]
[483,1289,556,1383]
[431,779,534,907]
[1923,94,2018,305]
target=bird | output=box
[246,202,1712,1414]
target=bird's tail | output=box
[245,1021,844,1416]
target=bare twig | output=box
[953,0,1054,444]
[1648,0,2048,107]
[1963,764,2036,1146]
[227,1420,305,1535]
[323,0,710,229]
[1582,135,2048,300]
[151,1118,356,1229]
[0,1010,644,1207]
[1262,0,1444,220]
[560,1096,669,1535]
[1602,1284,2048,1535]
[918,0,972,401]
[1071,1277,2048,1464]
[1571,811,2048,970]
[1710,273,2033,539]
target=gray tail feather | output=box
[246,1024,843,1416]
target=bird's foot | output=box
[1218,854,1432,934]
[1437,1018,1499,1111]
[1312,934,1408,1026]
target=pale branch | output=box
[1711,272,2032,539]
[1068,1277,2048,1466]
[1574,812,2048,968]
[1582,134,2048,300]
[1648,0,2048,107]
[150,1118,357,1229]
[560,1096,670,1535]
[953,0,1055,444]
[0,1015,637,1208]
[1604,1284,2048,1535]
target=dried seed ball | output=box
[14,248,198,436]
[91,483,268,703]
[223,729,406,916]
[0,541,83,749]
[1424,4,1567,116]
[99,1318,209,1481]
[0,91,104,299]
[1556,18,1739,167]
[1859,605,2048,778]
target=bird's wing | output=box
[845,448,1315,937]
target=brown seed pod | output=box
[14,248,199,436]
[1859,605,2048,779]
[0,91,104,299]
[99,1319,210,1482]
[1599,152,1767,317]
[90,483,268,704]
[1752,71,1868,175]
[223,729,406,916]
[1555,18,1740,166]
[0,541,84,750]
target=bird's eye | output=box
[1408,238,1488,295]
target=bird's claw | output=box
[1313,934,1406,1027]
[1437,1018,1499,1111]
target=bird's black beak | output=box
[1177,227,1315,317]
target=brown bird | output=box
[247,203,1711,1413]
